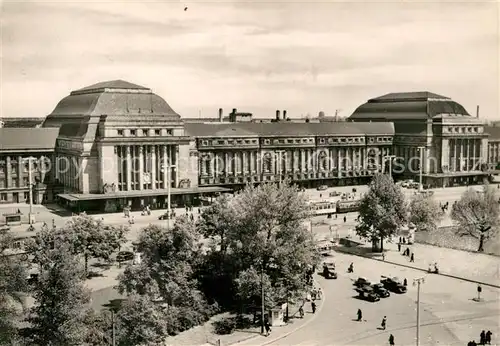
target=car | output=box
[380,276,407,294]
[371,283,390,298]
[353,277,371,288]
[317,185,328,191]
[158,213,169,220]
[116,251,134,263]
[355,286,380,302]
[322,262,337,279]
[329,191,341,197]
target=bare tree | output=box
[451,185,500,252]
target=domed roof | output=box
[349,91,470,121]
[46,80,181,120]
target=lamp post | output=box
[102,298,126,346]
[260,262,265,334]
[163,160,175,230]
[417,147,425,192]
[413,277,425,346]
[25,157,36,224]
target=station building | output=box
[1,80,499,212]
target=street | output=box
[271,252,500,345]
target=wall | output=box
[178,141,198,188]
[97,145,118,193]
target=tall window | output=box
[263,153,272,173]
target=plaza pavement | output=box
[266,251,500,346]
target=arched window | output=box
[318,151,328,171]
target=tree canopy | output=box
[26,235,91,346]
[451,185,500,252]
[198,182,319,311]
[408,193,443,232]
[355,174,407,251]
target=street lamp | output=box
[413,277,425,346]
[24,157,36,224]
[102,298,126,346]
[417,147,425,192]
[163,160,175,230]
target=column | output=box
[125,146,131,191]
[6,156,11,187]
[337,149,342,178]
[224,153,228,176]
[175,146,179,187]
[138,146,144,190]
[151,145,157,189]
[162,145,168,188]
[17,155,23,188]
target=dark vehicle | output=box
[116,251,134,263]
[355,286,380,302]
[322,262,337,279]
[317,185,328,191]
[158,213,169,220]
[353,277,371,288]
[380,276,407,294]
[371,283,390,298]
[329,191,341,197]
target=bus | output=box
[336,199,361,213]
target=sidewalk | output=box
[337,238,500,287]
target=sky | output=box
[1,0,499,120]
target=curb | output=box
[336,247,500,289]
[228,279,324,346]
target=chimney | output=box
[476,105,480,118]
[276,110,280,120]
[218,108,223,122]
[283,110,287,120]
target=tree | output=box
[408,194,443,232]
[25,239,91,345]
[0,228,28,345]
[117,217,216,335]
[28,214,128,276]
[207,182,319,312]
[114,295,169,346]
[451,185,500,252]
[355,174,407,251]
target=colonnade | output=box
[200,147,387,177]
[449,138,481,172]
[116,144,177,191]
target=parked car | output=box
[116,251,134,263]
[355,286,380,302]
[317,185,328,191]
[371,283,390,298]
[329,191,341,197]
[380,276,407,294]
[353,277,371,288]
[322,262,337,279]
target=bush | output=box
[213,318,236,335]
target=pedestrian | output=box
[311,301,316,314]
[399,236,402,244]
[486,330,492,344]
[381,316,387,330]
[398,243,401,252]
[357,308,362,322]
[403,278,407,286]
[264,320,271,336]
[403,237,406,244]
[343,216,346,223]
[382,252,385,261]
[410,253,414,262]
[317,288,323,300]
[299,305,304,318]
[335,213,338,219]
[480,330,486,345]
[389,334,395,346]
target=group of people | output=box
[355,310,395,344]
[467,330,493,345]
[440,201,450,213]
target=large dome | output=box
[349,91,470,121]
[45,80,181,120]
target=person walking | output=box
[357,308,362,322]
[381,316,387,330]
[299,305,304,319]
[389,334,395,345]
[311,301,316,314]
[480,330,486,345]
[403,278,407,286]
[410,253,414,262]
[317,288,323,300]
[398,243,401,252]
[343,216,347,223]
[486,330,492,344]
[264,320,271,337]
[382,252,386,261]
